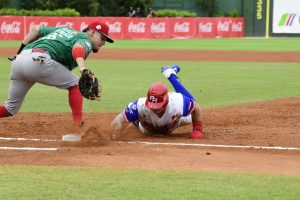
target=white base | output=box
[62,134,81,142]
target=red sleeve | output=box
[72,46,86,60]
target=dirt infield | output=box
[0,47,299,175]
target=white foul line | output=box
[0,147,58,151]
[0,136,59,142]
[1,137,299,151]
[124,141,300,151]
[0,137,59,151]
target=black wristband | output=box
[17,43,26,55]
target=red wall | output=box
[0,16,244,40]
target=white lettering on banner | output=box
[232,22,243,32]
[108,22,122,33]
[56,22,73,28]
[128,22,146,33]
[198,22,213,32]
[174,22,190,32]
[80,22,88,31]
[29,22,48,30]
[1,21,21,33]
[217,21,231,31]
[151,22,166,33]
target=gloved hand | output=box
[78,69,101,100]
[189,131,204,139]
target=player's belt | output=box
[32,48,48,54]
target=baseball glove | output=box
[79,69,102,101]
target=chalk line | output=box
[123,141,300,151]
[0,146,58,151]
[0,136,59,142]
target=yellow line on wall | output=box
[265,0,270,37]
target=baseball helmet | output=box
[87,21,114,43]
[145,82,169,110]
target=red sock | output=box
[0,105,9,118]
[68,86,83,125]
[192,120,203,132]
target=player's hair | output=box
[82,28,89,32]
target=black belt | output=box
[32,48,47,53]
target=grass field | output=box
[1,38,300,51]
[0,165,299,200]
[0,39,300,199]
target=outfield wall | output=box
[0,16,244,40]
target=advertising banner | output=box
[0,16,24,40]
[197,18,216,38]
[169,17,198,38]
[253,0,267,36]
[148,17,171,39]
[0,16,244,40]
[273,0,300,33]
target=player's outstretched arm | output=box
[23,25,41,45]
[111,112,126,131]
[8,26,41,61]
[72,44,87,72]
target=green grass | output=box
[1,58,300,112]
[2,38,300,51]
[0,165,299,200]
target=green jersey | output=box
[24,26,93,70]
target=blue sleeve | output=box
[182,95,195,117]
[124,100,139,122]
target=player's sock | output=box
[0,105,9,118]
[168,74,195,100]
[68,86,83,125]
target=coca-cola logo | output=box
[198,22,213,32]
[232,22,243,32]
[174,22,190,33]
[29,22,48,30]
[128,22,145,33]
[1,21,21,33]
[217,21,231,31]
[56,22,74,28]
[108,22,122,33]
[151,22,166,33]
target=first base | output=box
[62,134,81,142]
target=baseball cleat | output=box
[161,65,181,78]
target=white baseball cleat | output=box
[161,65,181,78]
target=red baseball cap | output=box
[145,82,169,110]
[87,21,114,43]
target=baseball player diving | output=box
[111,65,204,139]
[0,21,113,125]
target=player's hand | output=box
[111,114,125,140]
[189,131,204,139]
[111,114,124,131]
[8,55,17,61]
